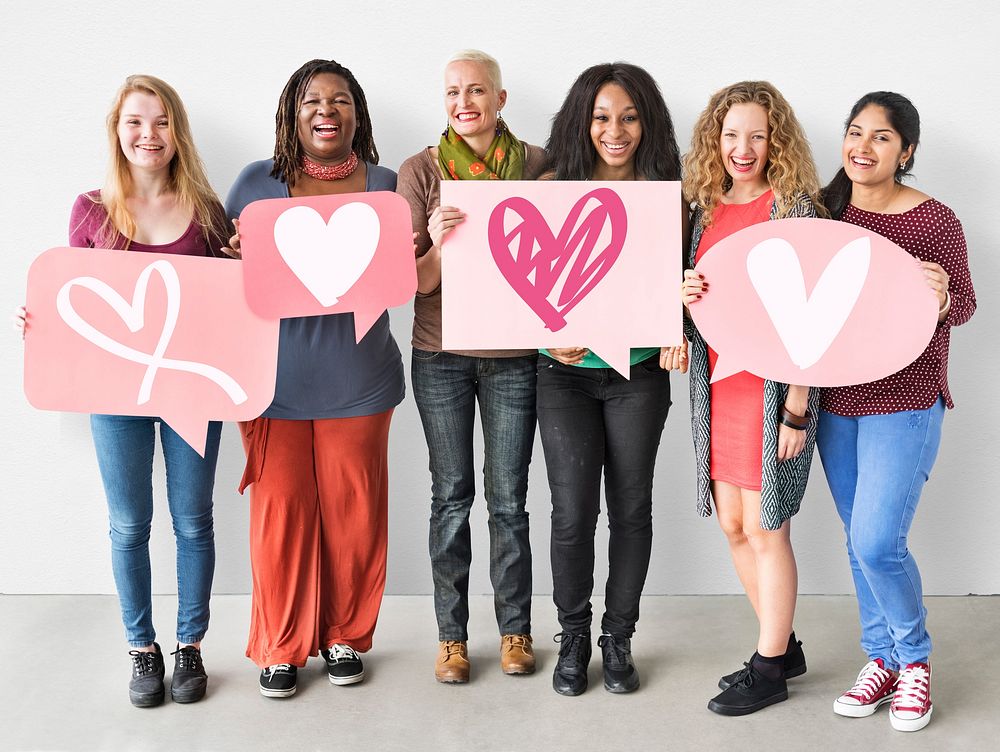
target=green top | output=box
[539,347,659,369]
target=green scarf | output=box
[437,119,524,181]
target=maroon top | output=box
[68,191,218,255]
[821,199,976,416]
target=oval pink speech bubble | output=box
[24,248,280,455]
[690,217,938,387]
[238,192,416,343]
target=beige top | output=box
[396,143,549,356]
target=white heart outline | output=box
[56,259,248,405]
[746,236,871,370]
[273,203,380,306]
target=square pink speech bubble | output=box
[440,180,684,375]
[238,192,416,342]
[24,248,280,455]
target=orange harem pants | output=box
[237,410,393,668]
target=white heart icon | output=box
[273,203,380,306]
[746,236,871,370]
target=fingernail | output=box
[696,294,702,299]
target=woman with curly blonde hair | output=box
[678,81,823,716]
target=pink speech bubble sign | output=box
[690,217,939,386]
[24,248,280,455]
[441,181,684,376]
[238,192,416,342]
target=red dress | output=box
[694,190,774,491]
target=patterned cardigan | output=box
[685,193,821,530]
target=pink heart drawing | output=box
[488,187,628,331]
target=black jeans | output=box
[537,355,670,636]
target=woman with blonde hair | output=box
[17,74,229,707]
[679,81,822,715]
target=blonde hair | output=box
[96,74,224,249]
[683,81,825,227]
[446,49,503,92]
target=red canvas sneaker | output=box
[890,662,932,732]
[833,658,898,718]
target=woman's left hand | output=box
[659,342,688,372]
[921,260,949,314]
[777,422,806,462]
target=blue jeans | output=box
[411,349,536,641]
[536,356,671,636]
[817,398,944,669]
[90,415,221,647]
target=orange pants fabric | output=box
[238,410,393,668]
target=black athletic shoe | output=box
[259,664,297,698]
[321,644,365,685]
[598,633,640,694]
[718,634,806,690]
[708,663,788,716]
[552,631,591,696]
[170,645,208,703]
[128,643,165,708]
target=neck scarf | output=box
[437,119,524,181]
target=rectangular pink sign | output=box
[24,248,280,455]
[440,180,684,375]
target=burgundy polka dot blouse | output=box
[821,199,976,416]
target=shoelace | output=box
[845,660,895,701]
[892,664,930,710]
[327,644,360,663]
[731,662,755,689]
[597,634,630,668]
[503,635,531,652]
[264,663,294,678]
[171,646,202,672]
[441,640,465,657]
[129,650,159,677]
[553,632,588,662]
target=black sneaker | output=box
[552,632,591,696]
[259,664,297,698]
[718,634,805,690]
[708,662,788,716]
[321,644,365,685]
[170,645,208,703]
[598,633,640,694]
[128,643,165,708]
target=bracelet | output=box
[938,290,951,314]
[780,416,807,431]
[780,407,810,429]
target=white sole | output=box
[259,685,297,698]
[834,694,893,717]
[890,704,932,732]
[329,671,364,686]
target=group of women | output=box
[15,49,974,734]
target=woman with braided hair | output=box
[224,59,405,698]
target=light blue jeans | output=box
[817,398,944,669]
[90,415,221,647]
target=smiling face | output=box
[842,104,913,189]
[719,102,770,192]
[589,82,642,172]
[444,60,506,145]
[116,91,175,174]
[296,72,357,164]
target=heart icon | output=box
[273,203,380,306]
[746,236,871,370]
[488,187,627,332]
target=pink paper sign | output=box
[24,248,280,455]
[238,192,416,342]
[690,217,938,386]
[440,181,684,376]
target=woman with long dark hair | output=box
[540,62,680,697]
[819,92,975,732]
[224,59,404,698]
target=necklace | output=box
[301,152,359,180]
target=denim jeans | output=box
[411,349,536,641]
[91,415,221,647]
[817,398,944,669]
[536,356,671,636]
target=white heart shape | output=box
[746,236,871,370]
[273,203,380,306]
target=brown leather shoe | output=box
[500,634,535,675]
[435,640,470,683]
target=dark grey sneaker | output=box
[129,643,165,708]
[718,634,806,690]
[170,645,208,703]
[552,632,591,696]
[321,644,365,685]
[259,664,297,698]
[598,633,640,693]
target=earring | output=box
[899,160,908,170]
[496,111,504,136]
[442,121,450,137]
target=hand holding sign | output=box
[689,218,938,386]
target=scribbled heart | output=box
[746,236,871,369]
[273,203,380,306]
[487,187,627,331]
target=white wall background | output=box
[1,0,997,597]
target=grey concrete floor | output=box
[1,594,995,751]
